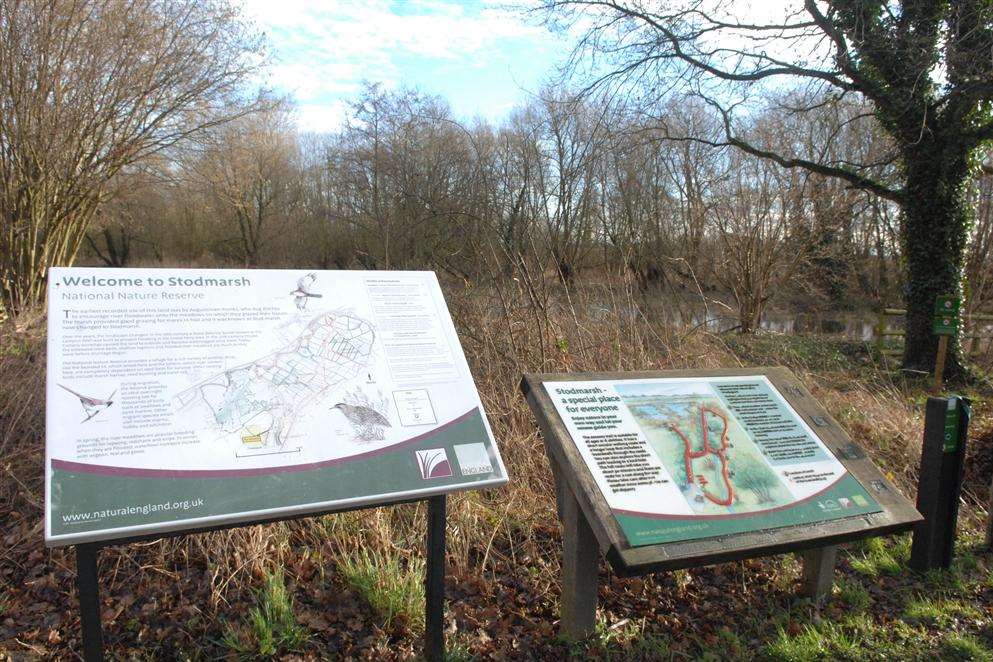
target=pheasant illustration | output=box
[290,273,322,310]
[58,384,117,423]
[333,402,391,441]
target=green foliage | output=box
[443,639,478,662]
[220,568,308,658]
[764,614,929,661]
[849,536,903,578]
[904,597,982,627]
[723,334,861,373]
[835,577,871,611]
[336,546,426,631]
[939,634,993,661]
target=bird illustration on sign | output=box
[290,273,322,310]
[58,384,117,423]
[333,389,392,441]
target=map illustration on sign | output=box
[175,310,376,453]
[618,383,794,515]
[45,268,507,545]
[544,376,882,546]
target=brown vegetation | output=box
[2,281,991,659]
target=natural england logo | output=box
[454,443,493,476]
[415,449,453,479]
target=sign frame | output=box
[45,266,507,660]
[44,267,508,547]
[521,367,921,577]
[72,494,449,662]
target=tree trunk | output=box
[900,144,972,376]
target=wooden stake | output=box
[800,546,837,602]
[554,468,599,640]
[933,334,949,393]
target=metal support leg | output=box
[555,470,598,640]
[801,546,837,602]
[75,544,104,662]
[424,495,446,662]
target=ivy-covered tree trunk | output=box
[900,141,973,375]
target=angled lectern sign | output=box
[543,374,880,547]
[522,368,920,639]
[47,267,507,661]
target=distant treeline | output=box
[3,1,993,334]
[80,84,993,331]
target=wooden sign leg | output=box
[555,470,598,640]
[424,495,446,662]
[75,544,104,662]
[933,335,949,393]
[800,546,837,602]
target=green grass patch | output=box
[763,614,927,661]
[835,577,871,610]
[723,334,861,373]
[221,568,308,658]
[904,596,983,626]
[336,546,426,631]
[849,536,903,578]
[938,633,993,661]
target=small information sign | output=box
[933,295,961,336]
[943,397,967,453]
[45,268,507,546]
[522,368,921,575]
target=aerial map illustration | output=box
[617,383,793,515]
[175,310,377,453]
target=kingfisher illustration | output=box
[58,384,117,422]
[290,273,322,310]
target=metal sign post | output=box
[910,396,970,571]
[424,495,447,662]
[71,497,448,661]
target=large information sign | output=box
[544,375,880,546]
[46,268,507,546]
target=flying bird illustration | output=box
[333,402,391,441]
[290,273,322,310]
[58,384,117,423]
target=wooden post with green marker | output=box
[910,396,970,571]
[931,295,960,393]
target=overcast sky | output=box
[241,0,569,133]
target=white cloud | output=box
[294,101,351,134]
[240,0,548,131]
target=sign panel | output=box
[45,268,507,545]
[943,397,968,453]
[544,375,881,547]
[933,295,961,336]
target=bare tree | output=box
[0,0,265,313]
[531,91,611,284]
[185,103,300,266]
[540,0,993,374]
[711,141,810,332]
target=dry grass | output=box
[2,276,991,658]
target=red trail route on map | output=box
[668,406,734,507]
